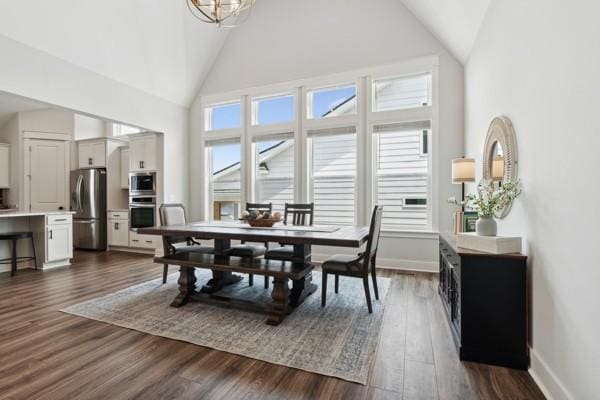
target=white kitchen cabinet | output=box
[129,135,157,172]
[78,140,106,169]
[108,219,129,247]
[0,144,9,188]
[46,214,73,263]
[129,231,159,249]
[120,147,129,189]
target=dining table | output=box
[140,221,370,324]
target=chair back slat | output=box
[362,205,384,272]
[246,202,272,214]
[284,203,314,226]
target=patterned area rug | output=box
[61,270,390,384]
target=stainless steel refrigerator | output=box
[70,168,107,250]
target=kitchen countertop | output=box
[0,210,75,219]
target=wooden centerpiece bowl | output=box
[240,217,282,228]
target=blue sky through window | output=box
[310,86,356,118]
[255,96,294,125]
[210,103,241,130]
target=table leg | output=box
[267,276,290,325]
[171,266,197,307]
[200,238,244,294]
[288,243,318,308]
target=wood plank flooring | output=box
[0,251,545,400]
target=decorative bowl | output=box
[240,217,282,228]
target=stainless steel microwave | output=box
[129,172,156,196]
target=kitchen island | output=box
[0,210,74,273]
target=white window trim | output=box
[199,55,440,232]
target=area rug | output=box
[61,270,390,384]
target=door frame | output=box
[23,132,71,212]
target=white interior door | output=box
[28,139,68,212]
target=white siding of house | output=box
[256,143,294,212]
[311,133,356,225]
[374,73,431,112]
[376,130,428,227]
[213,168,241,202]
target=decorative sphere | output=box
[241,211,250,218]
[262,212,271,219]
[248,211,258,219]
[273,211,282,220]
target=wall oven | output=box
[129,172,156,196]
[129,195,156,232]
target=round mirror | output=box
[482,116,518,218]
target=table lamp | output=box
[451,158,475,211]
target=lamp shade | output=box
[451,158,475,183]
[492,156,504,181]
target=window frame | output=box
[199,55,439,233]
[250,93,296,127]
[371,72,433,113]
[204,100,243,132]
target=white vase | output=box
[476,215,497,236]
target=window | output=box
[254,133,295,212]
[374,121,431,229]
[206,139,241,220]
[307,85,357,119]
[373,73,432,112]
[112,123,141,136]
[309,127,357,225]
[252,95,294,125]
[205,102,241,131]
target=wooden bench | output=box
[154,252,315,325]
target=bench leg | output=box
[171,266,197,307]
[267,277,290,326]
[248,274,254,286]
[334,274,339,293]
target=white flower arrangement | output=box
[447,179,521,217]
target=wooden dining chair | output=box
[264,202,314,260]
[226,202,272,287]
[321,205,383,313]
[159,203,214,284]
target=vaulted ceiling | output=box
[0,0,229,107]
[399,0,492,63]
[0,0,490,107]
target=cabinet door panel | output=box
[108,220,129,247]
[47,224,73,262]
[120,148,129,189]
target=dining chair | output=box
[264,202,314,262]
[226,202,272,287]
[159,203,214,284]
[321,205,383,313]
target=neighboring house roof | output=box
[213,139,293,180]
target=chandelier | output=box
[187,0,256,27]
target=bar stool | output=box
[0,232,37,276]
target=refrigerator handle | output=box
[76,175,84,211]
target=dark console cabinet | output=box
[438,233,528,370]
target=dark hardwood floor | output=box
[0,251,545,400]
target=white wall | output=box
[0,34,189,207]
[74,114,107,141]
[190,0,465,271]
[464,1,600,398]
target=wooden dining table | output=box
[140,221,370,324]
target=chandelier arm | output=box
[186,0,255,27]
[187,0,219,23]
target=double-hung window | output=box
[308,126,357,225]
[206,138,242,221]
[373,121,431,229]
[253,133,295,212]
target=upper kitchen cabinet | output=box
[78,140,106,169]
[0,143,9,188]
[120,147,129,189]
[129,134,158,172]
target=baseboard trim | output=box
[529,347,573,400]
[311,253,438,273]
